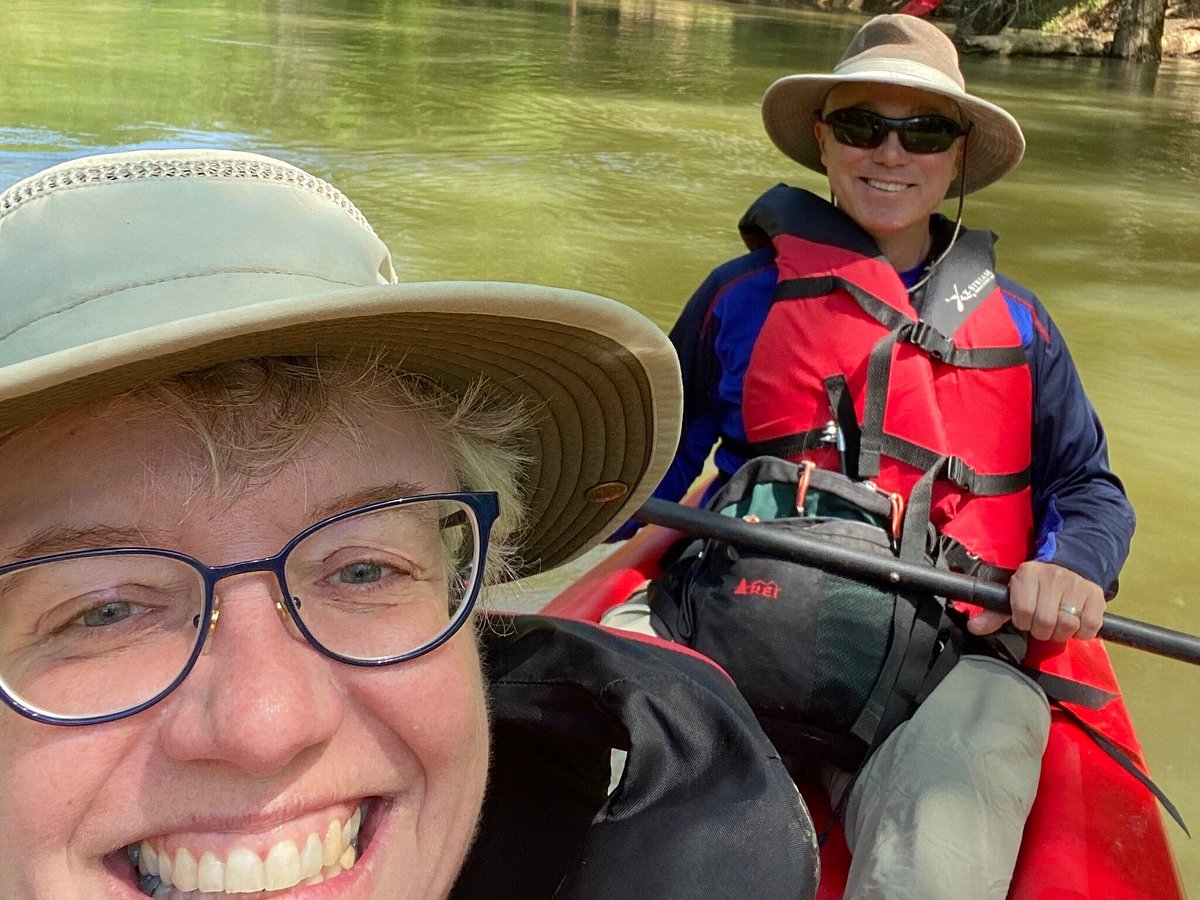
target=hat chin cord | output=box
[824,127,971,296]
[906,126,971,296]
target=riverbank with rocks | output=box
[958,0,1200,58]
[743,0,1200,58]
[958,26,1199,57]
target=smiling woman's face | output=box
[0,395,490,900]
[815,82,964,270]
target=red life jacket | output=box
[728,187,1160,778]
[702,189,1179,818]
[734,185,1033,576]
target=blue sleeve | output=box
[607,251,772,541]
[1002,278,1135,596]
[605,266,723,541]
[653,268,726,505]
[658,248,779,504]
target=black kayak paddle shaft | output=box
[634,498,1200,667]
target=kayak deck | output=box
[537,519,1185,899]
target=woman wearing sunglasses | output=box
[612,13,1134,900]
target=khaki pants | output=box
[601,600,1051,899]
[598,593,657,636]
[829,655,1050,899]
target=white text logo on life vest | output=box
[942,269,995,313]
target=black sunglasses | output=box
[819,107,969,155]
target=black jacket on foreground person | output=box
[453,616,819,900]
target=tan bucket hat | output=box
[761,14,1025,195]
[0,148,682,577]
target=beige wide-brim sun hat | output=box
[0,149,682,578]
[761,14,1025,196]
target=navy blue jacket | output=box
[636,241,1134,595]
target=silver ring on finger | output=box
[1059,604,1081,619]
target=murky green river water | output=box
[3,0,1199,887]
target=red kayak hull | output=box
[538,520,1184,899]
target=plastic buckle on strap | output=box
[945,455,975,493]
[945,458,974,494]
[939,532,979,571]
[906,321,953,361]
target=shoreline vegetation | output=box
[737,0,1200,57]
[959,0,1200,58]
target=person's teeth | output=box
[134,804,366,896]
[197,851,223,893]
[322,818,343,868]
[868,179,906,192]
[140,841,159,876]
[264,840,303,891]
[173,848,199,892]
[301,832,323,879]
[139,872,161,895]
[224,846,265,893]
[158,851,173,888]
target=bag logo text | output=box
[734,578,780,599]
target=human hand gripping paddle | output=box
[634,498,1200,666]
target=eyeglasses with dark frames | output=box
[818,107,970,155]
[0,491,499,726]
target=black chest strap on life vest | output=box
[734,265,1030,491]
[856,317,1025,483]
[720,378,859,478]
[720,425,834,463]
[763,220,1028,487]
[790,275,1025,485]
[772,274,1026,371]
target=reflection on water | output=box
[3,0,1199,885]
